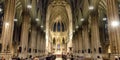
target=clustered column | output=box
[1,0,16,53]
[72,29,84,56]
[74,34,78,54]
[43,33,46,54]
[78,30,83,54]
[72,36,75,53]
[41,34,44,54]
[91,11,101,54]
[74,35,78,54]
[82,27,85,54]
[36,29,41,56]
[76,32,80,54]
[30,25,37,56]
[40,32,45,55]
[82,23,90,57]
[73,21,101,58]
[106,0,120,55]
[28,27,46,57]
[20,11,30,58]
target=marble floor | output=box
[55,57,62,60]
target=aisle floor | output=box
[55,57,62,60]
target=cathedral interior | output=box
[0,0,120,60]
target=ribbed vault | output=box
[49,5,69,30]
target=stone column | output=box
[82,28,85,53]
[82,23,90,57]
[77,33,79,54]
[39,32,42,55]
[20,11,30,58]
[43,33,45,55]
[41,33,45,55]
[36,29,41,56]
[91,11,101,56]
[74,35,76,53]
[41,33,43,54]
[44,37,46,54]
[106,0,120,55]
[30,25,37,57]
[1,0,16,54]
[72,36,75,53]
[78,30,83,54]
[74,35,77,54]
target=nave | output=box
[0,0,120,60]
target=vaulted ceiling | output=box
[0,0,120,32]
